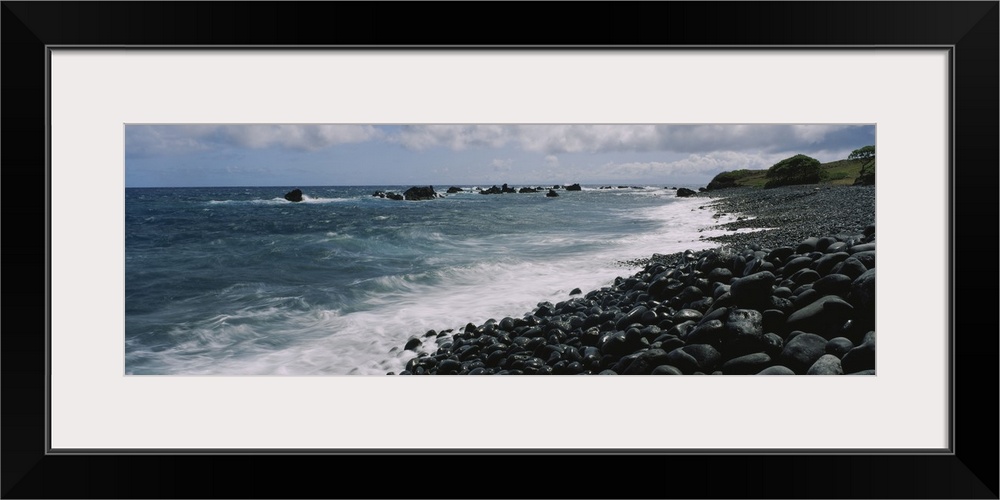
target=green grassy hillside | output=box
[707,158,867,189]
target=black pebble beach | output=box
[392,184,876,375]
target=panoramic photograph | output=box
[125,124,876,376]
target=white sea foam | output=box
[131,193,770,376]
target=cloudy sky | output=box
[125,124,875,188]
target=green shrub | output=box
[854,161,876,185]
[764,154,826,188]
[706,169,760,190]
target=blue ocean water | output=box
[125,185,744,375]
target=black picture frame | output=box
[4,2,997,498]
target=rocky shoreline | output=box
[391,184,876,375]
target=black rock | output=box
[729,271,775,305]
[676,188,697,197]
[570,288,582,296]
[284,189,304,202]
[851,251,876,270]
[720,352,773,375]
[841,332,876,373]
[622,348,671,375]
[757,365,795,375]
[683,319,724,345]
[724,308,764,341]
[403,337,422,351]
[813,252,851,276]
[849,269,876,314]
[796,237,820,254]
[665,344,721,374]
[812,273,853,297]
[446,186,464,193]
[806,354,844,375]
[546,189,559,197]
[403,186,439,200]
[564,183,582,191]
[779,332,827,374]
[518,187,538,193]
[785,295,855,339]
[831,257,867,281]
[651,365,684,375]
[781,256,815,277]
[825,337,855,358]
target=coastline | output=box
[392,184,876,375]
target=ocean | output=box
[124,185,754,375]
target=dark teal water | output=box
[125,185,735,375]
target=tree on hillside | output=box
[764,154,825,188]
[849,145,876,167]
[849,145,876,185]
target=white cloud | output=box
[491,158,513,172]
[544,155,559,166]
[606,151,784,178]
[387,124,867,155]
[394,125,512,151]
[126,125,383,156]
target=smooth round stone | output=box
[683,319,724,344]
[720,352,773,375]
[816,236,837,252]
[658,336,685,352]
[623,348,671,375]
[785,296,855,339]
[742,257,764,277]
[729,271,775,304]
[610,353,641,374]
[762,333,784,356]
[707,267,734,284]
[781,256,814,277]
[667,344,721,373]
[849,242,876,254]
[831,257,867,281]
[772,287,792,298]
[779,332,828,374]
[806,354,844,375]
[640,310,660,325]
[651,365,684,375]
[724,309,763,340]
[598,369,618,375]
[667,320,697,338]
[842,337,876,373]
[825,337,855,358]
[468,367,488,375]
[849,269,876,313]
[796,237,820,254]
[851,251,876,270]
[766,246,796,264]
[699,306,729,325]
[813,252,851,276]
[403,337,422,351]
[438,359,462,374]
[792,288,820,309]
[686,297,715,312]
[674,308,704,323]
[599,332,631,357]
[824,241,848,254]
[676,286,704,303]
[812,273,853,297]
[615,306,649,330]
[789,268,821,286]
[757,365,795,375]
